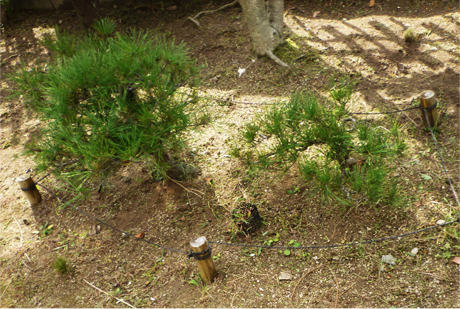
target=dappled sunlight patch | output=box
[285,14,459,82]
[32,27,56,41]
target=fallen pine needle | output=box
[83,279,136,308]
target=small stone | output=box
[279,271,292,281]
[411,248,419,255]
[89,226,97,236]
[345,158,357,166]
[436,220,445,225]
[381,254,396,265]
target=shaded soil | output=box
[1,0,459,308]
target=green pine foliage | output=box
[233,79,405,207]
[11,20,202,182]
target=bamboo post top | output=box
[17,174,42,206]
[419,90,439,128]
[190,236,207,248]
[420,90,435,104]
[190,236,217,284]
[17,175,32,182]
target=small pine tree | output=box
[11,20,202,185]
[233,79,405,207]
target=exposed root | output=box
[187,17,201,28]
[265,50,289,67]
[187,0,239,28]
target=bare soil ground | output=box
[1,0,459,307]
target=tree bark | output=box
[239,0,288,66]
[71,0,100,29]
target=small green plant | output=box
[53,257,70,274]
[40,222,53,237]
[329,77,353,105]
[287,186,300,195]
[263,233,279,246]
[435,242,452,259]
[284,240,301,256]
[404,28,417,43]
[188,279,198,286]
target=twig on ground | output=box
[23,260,35,271]
[24,252,32,262]
[187,0,239,28]
[290,264,324,307]
[325,264,340,308]
[294,54,305,61]
[83,279,136,308]
[13,216,23,246]
[0,280,11,300]
[169,178,204,198]
[339,282,356,297]
[393,101,418,127]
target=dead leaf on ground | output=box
[369,0,375,7]
[313,11,320,18]
[452,257,460,265]
[134,231,145,239]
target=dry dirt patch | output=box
[1,1,459,307]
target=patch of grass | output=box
[404,28,417,43]
[53,256,70,274]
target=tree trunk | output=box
[71,0,100,30]
[239,0,288,67]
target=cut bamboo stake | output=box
[419,90,439,128]
[190,236,217,284]
[17,175,42,206]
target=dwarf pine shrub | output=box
[11,20,202,183]
[233,79,405,207]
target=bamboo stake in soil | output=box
[190,236,217,284]
[419,90,439,128]
[17,175,42,206]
